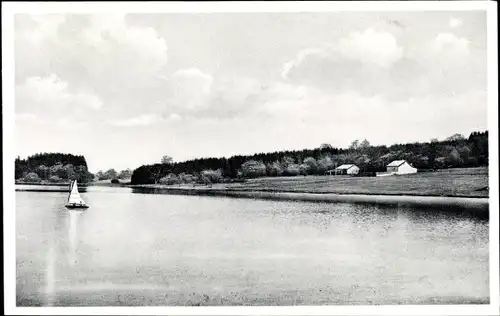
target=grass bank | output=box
[132,167,489,198]
[130,167,489,213]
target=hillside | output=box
[131,131,488,185]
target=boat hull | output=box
[65,204,89,209]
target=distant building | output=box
[326,164,360,176]
[377,160,417,177]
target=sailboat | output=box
[65,180,89,209]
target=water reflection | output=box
[44,238,56,306]
[131,187,489,221]
[67,211,82,267]
[18,187,489,306]
[43,206,85,305]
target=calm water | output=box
[16,186,489,306]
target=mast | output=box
[67,180,73,203]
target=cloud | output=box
[109,114,162,127]
[15,112,90,130]
[449,17,463,28]
[337,28,404,68]
[55,117,90,129]
[254,83,486,147]
[108,112,185,127]
[158,69,267,119]
[15,113,40,124]
[429,32,470,62]
[11,12,487,172]
[168,113,182,121]
[282,28,483,100]
[282,28,403,81]
[15,14,169,113]
[167,68,214,112]
[281,46,332,79]
[173,68,214,92]
[16,74,103,113]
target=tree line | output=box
[15,153,94,183]
[130,131,489,185]
[95,169,133,181]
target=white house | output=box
[377,160,417,176]
[326,164,360,176]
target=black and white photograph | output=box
[2,1,499,315]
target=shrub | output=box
[179,173,196,184]
[201,169,223,183]
[24,172,41,183]
[111,178,120,184]
[159,173,180,185]
[266,161,283,177]
[49,175,61,182]
[241,160,267,178]
[299,164,310,175]
[283,163,300,176]
[303,157,318,174]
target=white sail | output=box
[68,180,85,205]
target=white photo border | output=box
[3,1,498,315]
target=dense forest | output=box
[130,131,489,185]
[15,153,94,183]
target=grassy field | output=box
[226,167,489,198]
[135,167,489,198]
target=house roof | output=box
[336,164,356,170]
[387,160,407,167]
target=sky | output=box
[13,11,489,172]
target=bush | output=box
[266,161,284,177]
[159,173,180,185]
[299,164,310,175]
[178,173,196,183]
[283,164,300,176]
[201,169,223,183]
[49,175,61,182]
[196,174,213,185]
[24,172,41,183]
[111,178,120,184]
[241,160,267,178]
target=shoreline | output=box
[130,185,489,213]
[14,180,489,213]
[129,184,489,199]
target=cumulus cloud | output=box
[168,113,182,121]
[449,17,463,28]
[429,32,470,62]
[282,28,403,81]
[15,14,169,113]
[16,74,103,113]
[12,12,487,170]
[282,27,483,100]
[157,70,267,120]
[281,46,332,79]
[173,68,213,92]
[337,28,404,68]
[167,68,214,112]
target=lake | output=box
[16,186,489,306]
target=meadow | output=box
[133,167,489,198]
